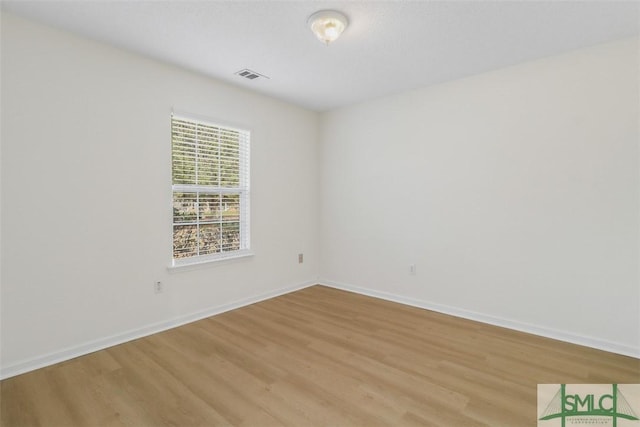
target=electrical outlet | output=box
[154,281,163,294]
[409,264,416,275]
[298,253,304,264]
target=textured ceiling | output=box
[2,1,638,111]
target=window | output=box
[171,115,250,266]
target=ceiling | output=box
[2,1,638,112]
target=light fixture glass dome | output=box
[308,10,349,45]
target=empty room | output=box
[1,1,639,426]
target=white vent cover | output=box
[235,69,269,80]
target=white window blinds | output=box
[171,115,250,266]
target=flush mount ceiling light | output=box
[307,10,349,45]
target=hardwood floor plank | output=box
[2,285,638,426]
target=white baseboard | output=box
[0,280,317,380]
[3,278,636,379]
[319,279,640,359]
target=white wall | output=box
[0,12,320,375]
[320,38,640,356]
[2,10,638,378]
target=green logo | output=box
[538,384,639,427]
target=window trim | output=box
[167,250,254,272]
[169,112,251,268]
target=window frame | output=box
[170,113,251,268]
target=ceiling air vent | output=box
[235,69,269,81]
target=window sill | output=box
[167,250,254,273]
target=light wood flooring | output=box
[1,285,639,426]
